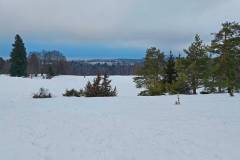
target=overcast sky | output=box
[0,0,240,59]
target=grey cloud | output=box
[0,0,239,51]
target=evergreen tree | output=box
[0,57,5,74]
[210,22,240,96]
[183,34,208,94]
[46,66,55,79]
[92,74,102,96]
[84,74,117,97]
[202,55,221,93]
[172,55,191,94]
[164,51,177,84]
[10,34,28,77]
[134,47,165,96]
[84,81,93,97]
[100,74,117,96]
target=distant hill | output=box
[67,59,144,75]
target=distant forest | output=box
[0,50,143,76]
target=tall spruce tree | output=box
[164,51,177,84]
[10,34,27,77]
[183,34,208,94]
[210,22,240,96]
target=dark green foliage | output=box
[84,74,117,97]
[33,88,52,98]
[164,51,177,84]
[183,34,209,94]
[63,89,84,97]
[10,34,28,77]
[134,22,240,97]
[134,47,165,96]
[163,51,183,94]
[84,81,94,97]
[169,73,191,95]
[209,22,240,96]
[134,47,193,96]
[84,74,102,97]
[100,74,117,97]
[46,66,55,79]
[0,57,5,74]
[202,56,220,93]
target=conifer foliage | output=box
[63,74,117,97]
[164,52,177,85]
[134,22,240,96]
[209,22,240,96]
[10,35,28,77]
[134,47,165,96]
[85,74,117,97]
[183,34,209,94]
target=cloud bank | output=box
[0,0,240,57]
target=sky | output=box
[0,0,240,59]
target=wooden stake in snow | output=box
[175,94,180,105]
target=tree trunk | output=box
[218,86,222,93]
[193,88,197,94]
[228,87,234,96]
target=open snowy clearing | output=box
[0,75,240,160]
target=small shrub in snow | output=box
[200,90,211,94]
[33,88,52,98]
[63,89,84,97]
[62,74,117,98]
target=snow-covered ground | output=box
[0,75,240,160]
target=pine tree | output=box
[183,34,208,94]
[100,74,117,96]
[84,74,117,97]
[84,81,93,97]
[172,55,191,94]
[101,74,111,96]
[164,51,177,84]
[92,74,102,96]
[134,47,165,96]
[10,34,28,77]
[210,22,240,96]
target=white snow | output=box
[0,75,240,160]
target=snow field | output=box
[0,75,240,160]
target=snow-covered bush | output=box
[33,88,52,98]
[63,89,84,97]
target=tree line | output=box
[0,36,142,76]
[134,22,240,96]
[1,21,239,97]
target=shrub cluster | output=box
[84,74,117,97]
[33,74,117,99]
[33,88,52,98]
[63,89,84,97]
[63,74,117,97]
